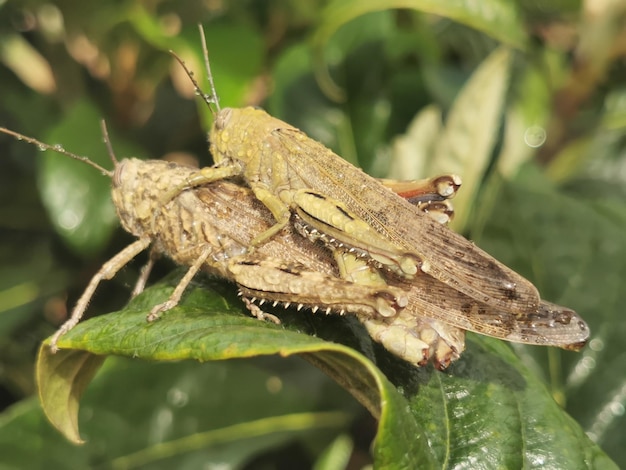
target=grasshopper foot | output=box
[49,334,64,354]
[49,314,84,353]
[147,300,178,322]
[242,296,281,324]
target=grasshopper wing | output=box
[398,274,589,350]
[271,124,541,313]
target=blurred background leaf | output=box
[0,0,624,467]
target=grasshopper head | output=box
[111,158,195,237]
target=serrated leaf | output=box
[312,0,526,101]
[35,274,615,467]
[429,47,512,232]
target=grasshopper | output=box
[168,30,542,320]
[0,126,588,367]
[0,124,457,364]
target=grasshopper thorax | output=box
[210,107,296,167]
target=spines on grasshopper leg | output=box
[291,180,459,277]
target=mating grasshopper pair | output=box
[0,30,589,368]
[161,36,589,358]
[0,124,465,367]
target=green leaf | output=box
[3,359,354,469]
[38,275,434,467]
[34,274,614,468]
[406,335,616,468]
[476,166,626,466]
[312,0,526,100]
[36,348,105,444]
[386,104,442,180]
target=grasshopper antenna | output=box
[0,126,113,177]
[99,119,118,166]
[170,50,218,115]
[197,24,221,112]
[169,25,221,115]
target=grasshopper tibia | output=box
[380,174,462,203]
[49,238,151,351]
[146,247,212,322]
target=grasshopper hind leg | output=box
[226,256,409,319]
[292,176,460,280]
[292,189,423,278]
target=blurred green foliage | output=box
[0,0,624,468]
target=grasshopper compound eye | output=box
[215,108,233,130]
[112,160,125,187]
